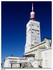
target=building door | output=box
[11,63,13,68]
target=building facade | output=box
[3,3,52,68]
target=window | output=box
[32,24,33,26]
[37,26,39,27]
[35,38,36,40]
[50,42,51,47]
[32,29,35,30]
[34,41,39,44]
[36,30,39,32]
[32,29,39,32]
[37,33,39,35]
[31,44,34,46]
[31,32,33,33]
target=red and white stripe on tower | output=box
[30,3,35,19]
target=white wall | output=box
[25,20,41,53]
[4,59,11,68]
[41,48,52,68]
[44,38,51,49]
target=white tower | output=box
[25,3,41,53]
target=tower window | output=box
[35,38,36,40]
[31,44,34,46]
[50,42,51,47]
[36,30,39,32]
[32,24,33,26]
[37,33,39,35]
[37,26,39,27]
[34,42,38,44]
[31,32,33,33]
[32,29,39,32]
[32,29,35,31]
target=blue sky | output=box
[2,1,52,61]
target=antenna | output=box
[32,3,34,11]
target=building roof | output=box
[5,56,26,60]
[30,41,46,49]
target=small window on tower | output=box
[31,32,33,33]
[31,44,34,46]
[32,24,33,26]
[37,33,39,35]
[36,30,39,32]
[32,29,35,31]
[37,26,39,27]
[50,42,51,47]
[35,38,36,40]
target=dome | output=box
[30,11,35,15]
[30,3,35,19]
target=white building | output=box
[41,48,52,68]
[3,3,52,68]
[25,3,41,53]
[25,38,52,68]
[4,57,29,68]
